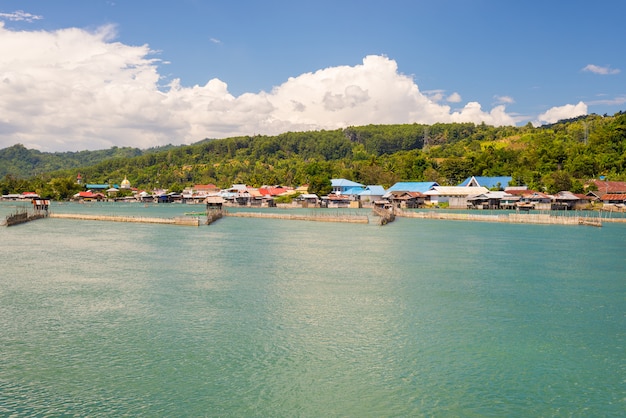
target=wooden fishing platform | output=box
[3,200,50,226]
[372,206,395,225]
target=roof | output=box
[523,192,551,200]
[459,176,513,189]
[506,189,538,196]
[386,182,439,193]
[426,186,489,196]
[325,194,351,201]
[388,191,424,200]
[601,193,626,201]
[359,185,386,196]
[204,196,225,204]
[75,191,104,198]
[85,183,118,189]
[259,186,293,196]
[194,184,218,191]
[342,186,366,195]
[331,178,364,188]
[554,191,579,200]
[588,179,626,194]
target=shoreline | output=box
[5,200,625,227]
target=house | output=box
[73,191,105,202]
[331,179,365,195]
[137,191,153,202]
[587,179,626,195]
[204,195,225,209]
[601,194,626,205]
[466,191,508,209]
[551,191,580,210]
[358,185,386,204]
[259,185,294,197]
[459,176,513,190]
[518,191,552,210]
[323,193,352,208]
[586,180,626,208]
[21,192,40,199]
[342,186,366,198]
[386,191,425,208]
[299,193,321,208]
[499,193,522,210]
[182,184,222,204]
[425,186,489,208]
[194,184,220,195]
[85,183,118,191]
[385,182,439,194]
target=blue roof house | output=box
[459,176,513,190]
[385,182,439,194]
[331,179,365,195]
[86,183,119,190]
[358,185,386,203]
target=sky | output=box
[1,0,625,152]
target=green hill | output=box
[1,112,625,199]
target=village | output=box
[3,175,626,213]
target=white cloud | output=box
[0,10,43,22]
[586,96,626,106]
[534,102,588,126]
[582,64,620,75]
[446,92,462,103]
[423,89,445,102]
[494,95,515,104]
[0,23,538,152]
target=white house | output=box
[425,186,489,208]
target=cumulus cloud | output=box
[582,64,620,75]
[534,102,588,125]
[0,23,531,151]
[446,92,462,103]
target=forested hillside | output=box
[0,144,176,178]
[1,112,625,200]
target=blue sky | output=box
[1,0,624,152]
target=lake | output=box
[1,201,624,416]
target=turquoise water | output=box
[1,201,624,416]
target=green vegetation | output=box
[1,112,625,199]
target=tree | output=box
[544,171,573,194]
[308,176,331,196]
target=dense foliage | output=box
[1,112,625,199]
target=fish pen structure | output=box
[222,210,369,223]
[394,208,603,227]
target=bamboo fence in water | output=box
[394,209,602,227]
[223,210,369,223]
[48,213,200,226]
